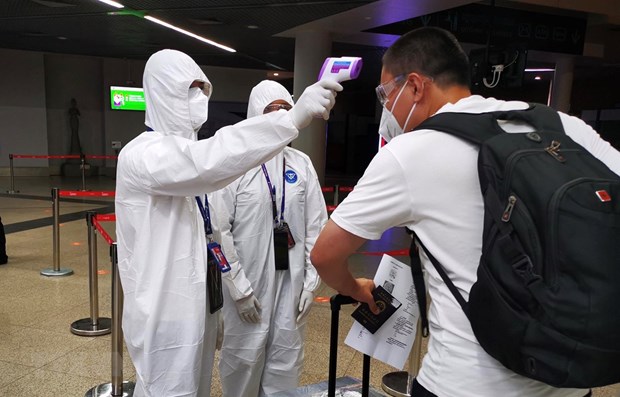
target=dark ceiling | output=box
[0,0,377,70]
[1,0,619,85]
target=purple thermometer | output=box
[318,57,363,82]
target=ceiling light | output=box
[273,72,279,76]
[98,0,124,8]
[524,68,555,72]
[534,76,542,80]
[145,16,236,53]
[247,25,259,29]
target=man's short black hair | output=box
[383,27,470,89]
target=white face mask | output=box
[188,87,209,132]
[378,81,417,143]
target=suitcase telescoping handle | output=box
[329,294,371,397]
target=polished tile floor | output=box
[0,176,619,397]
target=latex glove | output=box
[289,79,343,130]
[216,310,224,350]
[296,290,314,323]
[235,294,262,323]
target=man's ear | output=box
[406,73,427,101]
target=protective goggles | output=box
[375,75,406,106]
[263,103,292,114]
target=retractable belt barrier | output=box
[82,222,135,396]
[40,189,115,277]
[321,184,354,214]
[6,153,118,194]
[70,212,113,337]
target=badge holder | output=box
[206,246,224,314]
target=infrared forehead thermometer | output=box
[318,56,363,82]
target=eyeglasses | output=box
[263,103,292,114]
[375,75,406,106]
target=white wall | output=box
[0,49,49,171]
[0,48,276,175]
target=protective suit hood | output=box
[143,49,212,140]
[247,80,294,119]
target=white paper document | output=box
[344,254,419,369]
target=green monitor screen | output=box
[110,86,146,111]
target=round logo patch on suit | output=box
[285,170,298,184]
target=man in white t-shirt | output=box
[310,27,620,397]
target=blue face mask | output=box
[378,81,418,143]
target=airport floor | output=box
[0,176,619,397]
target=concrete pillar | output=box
[292,30,332,184]
[549,56,575,113]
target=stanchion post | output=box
[7,154,18,194]
[333,184,340,207]
[85,243,135,397]
[41,188,73,276]
[80,154,87,191]
[71,211,111,336]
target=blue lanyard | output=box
[195,195,213,240]
[260,159,286,224]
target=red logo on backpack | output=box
[595,190,611,202]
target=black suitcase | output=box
[328,294,371,397]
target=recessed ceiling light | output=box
[98,0,124,8]
[57,36,67,40]
[247,25,259,29]
[534,76,542,80]
[273,72,279,76]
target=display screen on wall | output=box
[110,86,146,111]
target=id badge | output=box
[273,225,290,271]
[207,242,231,273]
[206,248,224,314]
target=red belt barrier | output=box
[12,154,81,159]
[321,186,335,193]
[86,155,118,160]
[92,217,115,246]
[359,249,410,257]
[95,214,116,222]
[59,190,115,197]
[326,205,337,212]
[339,186,354,192]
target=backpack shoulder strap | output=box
[413,103,565,144]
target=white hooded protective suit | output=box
[211,80,327,396]
[115,51,304,397]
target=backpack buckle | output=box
[512,255,541,285]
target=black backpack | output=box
[408,103,620,388]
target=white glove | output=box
[296,290,314,323]
[235,294,262,323]
[289,80,343,130]
[216,310,224,350]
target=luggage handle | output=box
[329,294,371,397]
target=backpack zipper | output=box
[501,193,544,276]
[504,148,580,198]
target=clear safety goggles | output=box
[375,75,406,106]
[190,80,213,98]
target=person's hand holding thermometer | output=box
[288,56,362,129]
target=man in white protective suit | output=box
[115,50,342,397]
[210,80,328,397]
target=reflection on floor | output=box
[0,176,618,397]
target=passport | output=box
[351,285,402,334]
